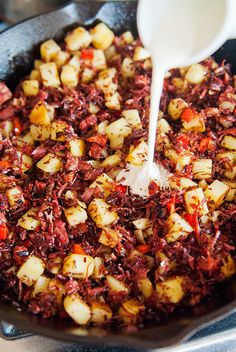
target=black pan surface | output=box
[0,1,236,349]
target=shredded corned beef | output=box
[0,24,235,331]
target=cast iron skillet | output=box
[0,1,236,349]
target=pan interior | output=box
[0,1,235,349]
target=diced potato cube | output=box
[184,188,209,215]
[40,63,60,88]
[96,120,108,135]
[126,141,148,166]
[62,254,94,279]
[17,256,45,286]
[16,152,33,172]
[95,68,117,94]
[168,98,188,120]
[157,133,171,152]
[185,64,206,84]
[172,77,187,92]
[54,50,70,67]
[105,91,121,110]
[0,174,15,191]
[29,101,51,125]
[17,132,35,146]
[176,154,192,172]
[219,101,235,113]
[225,189,236,202]
[30,124,51,141]
[169,177,197,190]
[30,69,41,81]
[68,138,86,157]
[119,299,145,324]
[138,278,153,299]
[46,256,63,275]
[51,121,68,141]
[89,102,100,114]
[68,54,81,72]
[224,166,236,180]
[120,31,134,45]
[92,257,104,279]
[167,213,192,232]
[81,68,96,83]
[22,80,39,97]
[133,47,151,61]
[87,160,100,168]
[193,159,212,180]
[106,275,129,293]
[92,49,107,71]
[61,65,78,88]
[224,181,236,201]
[164,148,179,162]
[6,186,24,208]
[166,212,193,242]
[36,153,62,174]
[121,58,135,78]
[221,254,236,278]
[34,60,43,70]
[105,118,131,149]
[89,173,114,197]
[32,276,50,297]
[48,278,65,304]
[88,198,118,228]
[204,180,229,209]
[40,39,61,62]
[0,120,13,138]
[91,301,112,323]
[105,45,117,61]
[65,27,92,51]
[133,218,151,230]
[64,205,87,226]
[122,109,141,129]
[91,23,114,50]
[143,58,152,69]
[221,135,236,151]
[64,294,91,325]
[101,152,122,168]
[64,190,77,203]
[158,118,171,134]
[183,114,205,132]
[99,227,119,248]
[216,151,236,164]
[156,276,185,303]
[18,208,40,230]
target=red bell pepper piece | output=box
[181,107,195,122]
[166,194,176,213]
[87,134,107,147]
[72,244,86,255]
[184,213,200,240]
[81,49,94,61]
[148,180,160,195]
[13,117,23,136]
[176,134,190,150]
[0,224,7,240]
[136,244,151,254]
[0,160,11,169]
[199,137,211,153]
[115,184,127,194]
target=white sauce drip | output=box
[117,161,170,197]
[117,0,227,197]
